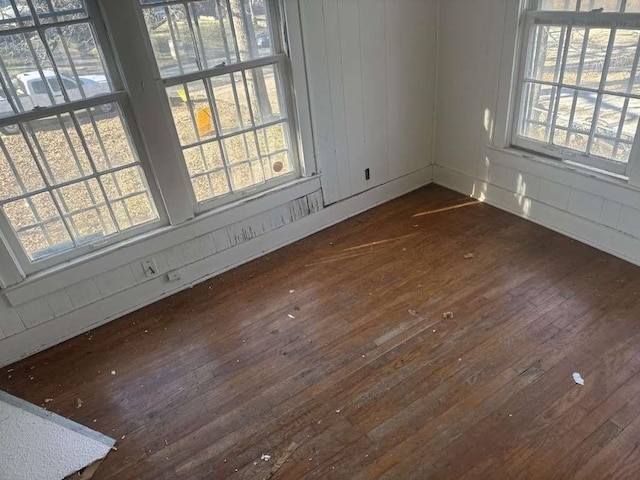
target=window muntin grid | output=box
[140,0,297,205]
[0,0,160,266]
[514,9,640,175]
[538,0,640,12]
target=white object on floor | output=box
[573,372,585,386]
[0,391,114,480]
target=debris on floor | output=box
[442,312,454,319]
[267,442,299,480]
[408,309,419,317]
[573,372,585,386]
[261,454,271,461]
[75,398,83,409]
[289,289,295,294]
[287,314,295,319]
[464,253,475,259]
[110,371,116,376]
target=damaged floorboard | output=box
[2,185,640,479]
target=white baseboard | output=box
[0,168,432,367]
[433,164,640,268]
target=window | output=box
[139,0,298,206]
[0,0,161,273]
[0,0,304,281]
[513,0,640,177]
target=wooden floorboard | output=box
[2,185,640,479]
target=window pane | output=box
[591,95,640,162]
[538,0,579,9]
[183,141,230,202]
[577,0,621,11]
[0,1,35,30]
[525,25,566,83]
[33,0,87,24]
[536,0,640,11]
[519,82,556,143]
[167,81,217,146]
[142,0,275,79]
[552,88,596,152]
[45,23,114,98]
[100,166,157,230]
[2,192,73,260]
[1,102,159,260]
[228,0,273,62]
[211,72,252,136]
[246,64,284,125]
[77,103,138,172]
[25,112,94,185]
[53,178,117,244]
[606,29,640,94]
[537,0,624,10]
[564,28,610,89]
[0,28,112,112]
[0,127,45,200]
[257,123,291,180]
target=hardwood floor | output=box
[2,185,640,479]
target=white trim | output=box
[283,0,318,178]
[0,168,431,367]
[494,0,534,149]
[4,176,321,307]
[101,0,196,225]
[0,233,24,288]
[162,55,287,87]
[485,145,640,203]
[0,92,124,128]
[433,163,640,267]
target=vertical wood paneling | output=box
[302,0,437,201]
[386,0,437,180]
[323,0,352,200]
[408,0,437,175]
[360,0,390,189]
[338,0,368,195]
[385,0,405,180]
[300,0,341,205]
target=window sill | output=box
[487,144,640,190]
[3,175,322,307]
[491,145,632,183]
[484,144,640,208]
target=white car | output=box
[0,70,112,134]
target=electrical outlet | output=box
[167,269,182,282]
[141,258,158,278]
[365,168,370,181]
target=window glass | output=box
[516,10,640,174]
[0,0,159,266]
[141,0,275,79]
[141,0,297,204]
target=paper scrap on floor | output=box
[0,390,114,480]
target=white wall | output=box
[301,0,438,204]
[434,0,640,267]
[0,0,438,367]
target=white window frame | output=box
[132,0,304,214]
[501,0,640,188]
[0,0,169,276]
[0,0,315,287]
